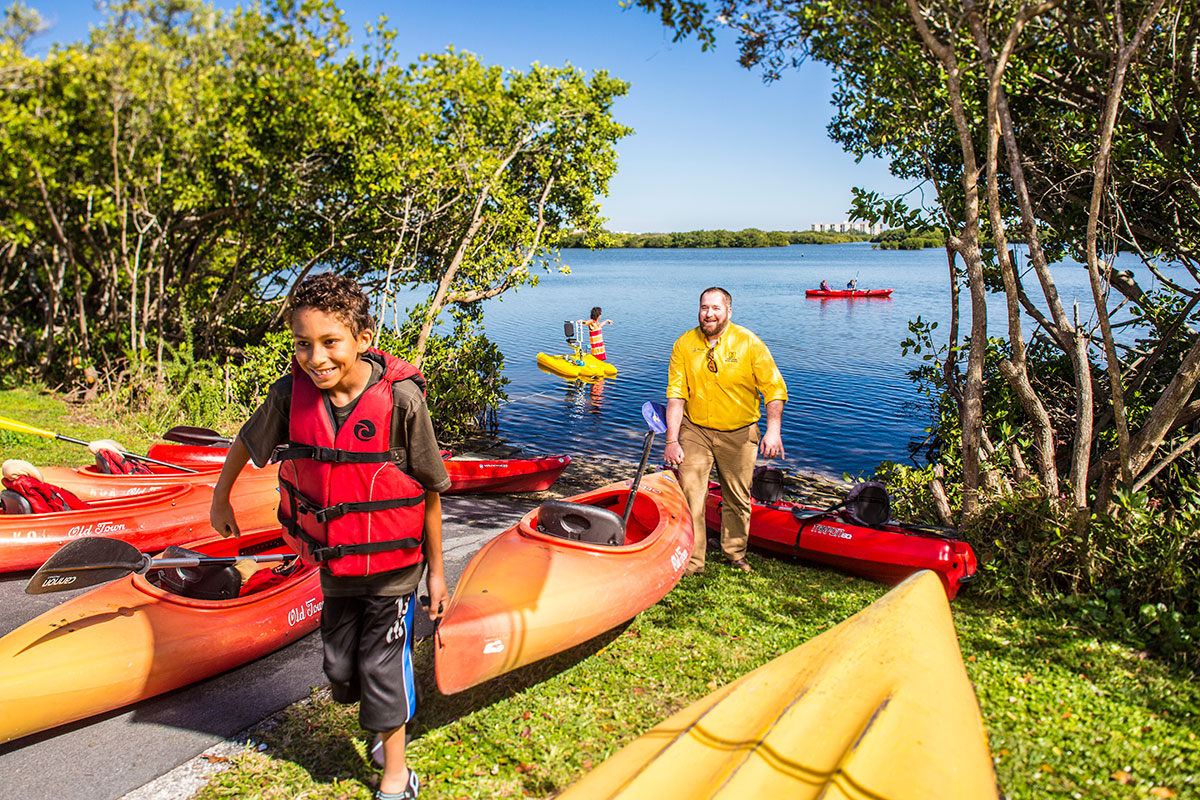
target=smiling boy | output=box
[210,272,449,800]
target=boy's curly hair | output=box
[286,272,374,336]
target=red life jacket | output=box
[276,349,428,576]
[1,475,90,513]
[94,449,153,475]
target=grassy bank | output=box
[194,561,1198,800]
[3,388,1196,798]
[0,386,166,466]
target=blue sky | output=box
[24,0,911,232]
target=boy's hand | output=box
[210,497,241,539]
[425,571,449,621]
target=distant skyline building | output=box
[811,221,886,235]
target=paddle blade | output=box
[642,401,667,435]
[162,425,233,446]
[791,507,829,523]
[25,537,150,594]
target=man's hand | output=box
[759,430,785,459]
[664,441,685,466]
[425,570,449,621]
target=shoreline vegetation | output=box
[554,227,952,249]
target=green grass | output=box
[193,561,1199,800]
[0,386,162,466]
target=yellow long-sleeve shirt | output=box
[667,323,788,431]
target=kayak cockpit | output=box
[531,491,661,549]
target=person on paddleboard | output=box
[663,287,788,576]
[577,306,613,360]
[209,272,449,800]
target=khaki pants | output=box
[676,417,759,569]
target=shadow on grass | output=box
[410,622,629,735]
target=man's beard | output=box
[700,319,727,338]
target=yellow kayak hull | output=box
[557,570,999,799]
[580,353,617,377]
[536,352,615,378]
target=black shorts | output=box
[320,592,417,732]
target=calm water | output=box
[471,243,1159,477]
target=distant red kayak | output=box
[146,443,570,494]
[805,288,894,298]
[705,483,976,599]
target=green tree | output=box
[633,0,1200,530]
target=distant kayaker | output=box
[209,272,449,800]
[577,306,613,360]
[847,279,858,290]
[663,286,788,576]
[819,280,831,291]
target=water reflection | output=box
[563,376,606,417]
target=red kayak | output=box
[0,485,215,573]
[805,288,894,298]
[146,443,570,494]
[705,483,976,599]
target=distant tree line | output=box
[556,228,872,248]
[872,228,947,250]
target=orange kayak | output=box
[41,459,278,500]
[0,485,216,573]
[435,469,692,694]
[0,528,321,744]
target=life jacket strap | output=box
[281,515,423,564]
[273,444,406,464]
[279,476,424,525]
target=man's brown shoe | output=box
[730,558,752,572]
[684,564,705,576]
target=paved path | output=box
[0,494,536,800]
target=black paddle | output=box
[790,501,959,539]
[162,425,234,447]
[0,414,200,473]
[25,536,292,594]
[621,401,669,529]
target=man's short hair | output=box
[699,286,732,307]
[287,272,374,336]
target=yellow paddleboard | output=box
[557,570,999,799]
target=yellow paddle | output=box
[0,414,199,473]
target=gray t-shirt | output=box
[238,354,450,597]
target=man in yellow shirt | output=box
[664,287,787,575]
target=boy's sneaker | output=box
[375,768,420,800]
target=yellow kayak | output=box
[536,352,616,378]
[557,570,999,799]
[580,352,617,377]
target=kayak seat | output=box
[537,500,626,546]
[0,489,33,514]
[155,546,242,600]
[240,558,304,596]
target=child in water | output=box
[578,306,613,360]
